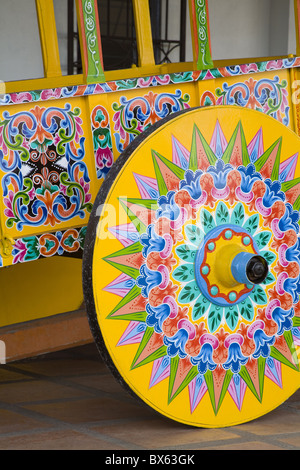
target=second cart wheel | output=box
[83,106,300,427]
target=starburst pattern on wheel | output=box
[102,120,300,415]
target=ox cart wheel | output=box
[83,106,300,427]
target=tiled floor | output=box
[1,343,300,450]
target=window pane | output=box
[98,0,138,71]
[54,0,81,76]
[207,0,296,62]
[0,0,44,82]
[150,0,187,64]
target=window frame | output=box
[3,0,300,94]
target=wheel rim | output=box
[84,106,300,427]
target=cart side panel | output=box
[197,69,294,132]
[0,96,99,264]
[103,82,197,158]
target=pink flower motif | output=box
[13,239,27,264]
[79,177,92,203]
[266,60,283,71]
[85,193,92,203]
[0,127,8,155]
[74,116,84,143]
[84,183,90,195]
[113,111,126,139]
[54,133,61,146]
[10,92,33,104]
[281,88,288,112]
[40,88,62,100]
[4,208,14,218]
[28,187,36,200]
[96,146,113,170]
[21,139,30,151]
[240,63,258,74]
[4,190,14,217]
[59,184,67,196]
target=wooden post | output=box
[75,0,105,83]
[189,0,214,70]
[132,0,155,67]
[35,0,62,78]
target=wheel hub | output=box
[195,224,268,307]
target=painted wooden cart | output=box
[2,0,300,427]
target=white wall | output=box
[0,0,44,82]
[186,0,296,62]
[208,0,271,60]
[53,0,69,76]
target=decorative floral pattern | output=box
[91,105,114,179]
[12,226,86,264]
[190,0,214,70]
[112,90,190,152]
[0,58,298,265]
[101,119,300,415]
[172,201,274,327]
[0,57,299,107]
[200,76,290,126]
[0,104,92,231]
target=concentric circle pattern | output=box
[87,107,300,427]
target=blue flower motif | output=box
[164,329,189,359]
[190,343,217,374]
[223,343,248,374]
[179,170,203,199]
[286,238,300,264]
[278,203,300,233]
[237,164,262,193]
[146,303,171,333]
[283,277,300,304]
[252,329,275,359]
[156,191,180,220]
[140,224,165,257]
[272,306,294,335]
[136,264,162,297]
[262,179,285,208]
[207,160,233,189]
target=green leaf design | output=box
[243,214,259,235]
[208,305,223,333]
[231,203,245,226]
[23,237,40,261]
[172,264,195,282]
[260,250,277,265]
[175,244,197,263]
[262,271,276,286]
[215,201,229,225]
[201,209,215,234]
[250,286,268,305]
[184,224,204,246]
[254,231,272,249]
[192,294,210,321]
[225,305,239,331]
[238,298,254,322]
[178,280,201,304]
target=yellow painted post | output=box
[132,0,155,67]
[35,0,62,78]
